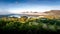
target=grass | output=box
[0,16,60,34]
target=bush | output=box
[0,17,60,32]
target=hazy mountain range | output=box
[0,10,60,18]
[21,10,60,16]
[44,10,60,15]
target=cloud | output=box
[0,10,12,15]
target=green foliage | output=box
[0,16,60,32]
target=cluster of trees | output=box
[0,16,60,33]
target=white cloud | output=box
[2,5,60,14]
[8,6,52,14]
[0,10,11,15]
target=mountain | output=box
[0,10,60,18]
[21,12,48,16]
[44,10,60,18]
[44,10,60,15]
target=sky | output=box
[0,0,60,14]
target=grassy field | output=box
[0,16,60,33]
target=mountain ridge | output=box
[44,10,60,15]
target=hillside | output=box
[44,10,60,19]
[44,10,60,15]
